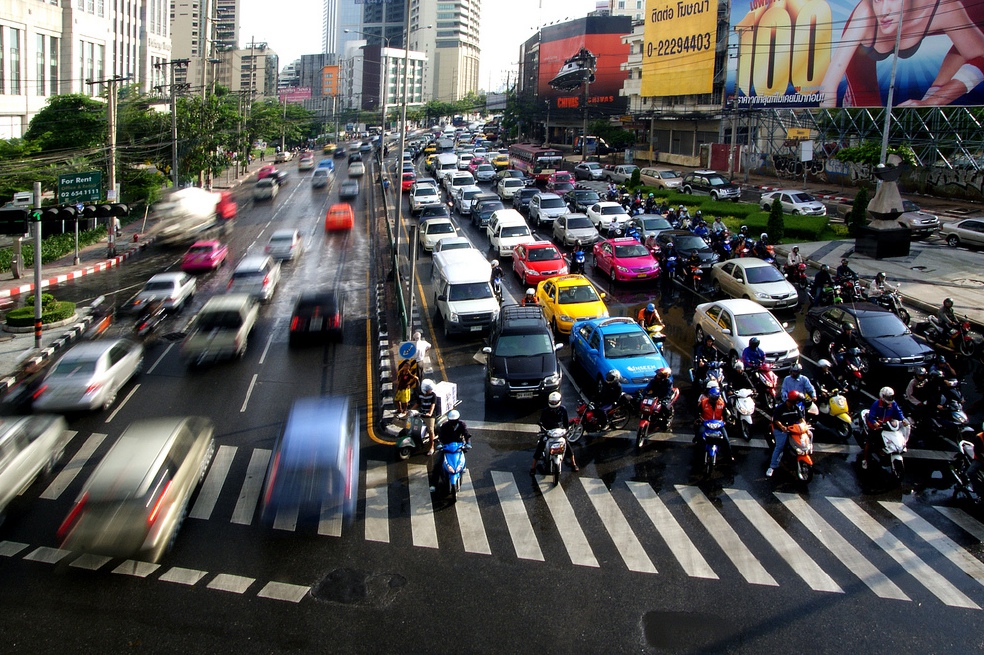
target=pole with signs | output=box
[33,182,43,350]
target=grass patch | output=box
[6,299,77,327]
[0,227,108,273]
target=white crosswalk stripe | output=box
[407,463,438,549]
[231,448,270,525]
[828,497,980,610]
[364,460,390,543]
[190,445,237,520]
[536,477,598,568]
[934,506,984,541]
[40,432,102,500]
[581,477,656,574]
[492,470,543,561]
[627,482,717,580]
[455,469,491,555]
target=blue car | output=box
[317,159,335,171]
[569,317,669,394]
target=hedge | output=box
[0,227,108,274]
[6,301,77,327]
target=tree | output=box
[588,120,634,150]
[24,94,106,153]
[767,196,785,243]
[847,186,869,237]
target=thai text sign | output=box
[642,0,719,96]
[57,171,102,204]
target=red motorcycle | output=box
[750,362,779,410]
[636,389,680,449]
[569,393,634,441]
[784,262,809,289]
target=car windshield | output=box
[790,193,815,203]
[558,285,600,304]
[586,163,601,170]
[503,179,523,188]
[745,266,785,284]
[187,245,214,254]
[52,359,97,376]
[553,173,572,182]
[640,217,672,230]
[198,310,245,330]
[478,165,494,172]
[501,225,531,238]
[603,332,658,358]
[143,281,175,292]
[528,247,561,262]
[614,244,651,259]
[659,171,682,179]
[428,223,456,234]
[448,282,493,301]
[439,242,471,251]
[565,216,593,229]
[416,188,437,196]
[576,191,599,201]
[269,236,294,245]
[706,175,729,186]
[540,197,565,209]
[859,314,908,338]
[674,236,709,250]
[494,333,555,357]
[233,271,266,281]
[601,206,626,215]
[734,311,782,336]
[902,200,919,212]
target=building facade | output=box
[411,0,480,102]
[359,43,427,113]
[215,41,278,97]
[170,0,239,90]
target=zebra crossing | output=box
[33,438,984,610]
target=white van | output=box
[489,215,535,258]
[436,153,459,180]
[431,250,500,336]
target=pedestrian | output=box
[416,379,439,455]
[395,360,418,418]
[112,216,122,238]
[259,149,265,162]
[411,330,432,373]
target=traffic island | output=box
[854,159,911,259]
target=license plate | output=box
[470,325,483,332]
[516,391,536,399]
[310,317,323,330]
[637,273,648,278]
[907,366,916,373]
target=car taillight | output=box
[57,492,88,541]
[263,274,270,286]
[227,279,233,289]
[263,452,281,506]
[85,383,101,395]
[148,480,172,524]
[33,384,47,399]
[290,317,300,331]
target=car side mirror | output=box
[554,343,564,351]
[482,346,492,354]
[599,292,607,299]
[781,321,790,328]
[721,328,732,335]
[438,294,447,301]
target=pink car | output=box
[466,157,487,175]
[592,237,661,282]
[181,240,229,273]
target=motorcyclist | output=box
[570,240,586,274]
[643,367,677,404]
[785,246,805,268]
[905,367,934,425]
[831,323,860,369]
[814,359,843,395]
[437,409,471,445]
[810,263,835,307]
[780,363,817,403]
[637,302,663,329]
[867,271,890,298]
[530,392,579,474]
[741,337,767,370]
[931,354,958,380]
[937,297,960,337]
[415,379,439,455]
[685,250,702,281]
[767,390,807,477]
[490,259,504,285]
[695,382,734,463]
[692,334,718,387]
[711,216,727,234]
[727,360,756,391]
[596,369,624,429]
[521,288,539,306]
[835,257,858,282]
[862,387,909,470]
[752,233,771,260]
[958,423,984,501]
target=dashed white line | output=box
[0,541,29,557]
[40,432,101,500]
[70,554,112,570]
[159,567,208,586]
[145,343,174,374]
[208,573,255,594]
[105,384,140,423]
[259,333,274,365]
[240,373,258,412]
[23,547,71,564]
[257,581,309,603]
[113,560,160,578]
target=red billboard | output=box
[279,87,313,104]
[537,16,632,116]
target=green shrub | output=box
[5,300,77,327]
[722,213,828,241]
[767,197,785,243]
[847,187,869,237]
[24,293,56,308]
[0,227,107,273]
[629,168,641,188]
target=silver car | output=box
[265,229,302,261]
[0,415,69,523]
[553,213,601,246]
[941,217,984,249]
[760,190,826,216]
[130,272,196,312]
[229,255,282,302]
[33,339,144,412]
[528,193,568,228]
[899,200,941,238]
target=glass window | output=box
[9,28,21,95]
[37,34,45,95]
[49,36,58,96]
[0,29,4,94]
[87,0,94,13]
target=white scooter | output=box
[539,427,569,486]
[859,409,911,481]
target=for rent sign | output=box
[57,172,102,204]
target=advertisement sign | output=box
[279,87,313,104]
[538,16,632,116]
[57,171,102,204]
[729,0,984,108]
[642,0,719,96]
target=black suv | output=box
[483,305,563,403]
[512,187,541,214]
[681,169,741,202]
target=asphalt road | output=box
[1,151,984,654]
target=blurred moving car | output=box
[898,200,941,238]
[289,290,343,345]
[298,153,315,171]
[58,416,215,563]
[180,240,228,273]
[130,272,196,312]
[274,150,293,163]
[348,161,366,177]
[260,397,359,530]
[180,294,258,365]
[33,339,144,412]
[265,229,302,261]
[760,189,826,216]
[256,165,277,180]
[228,255,282,302]
[325,203,355,231]
[253,177,278,201]
[0,415,69,524]
[941,217,984,248]
[311,167,333,189]
[338,179,360,200]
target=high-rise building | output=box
[412,0,480,101]
[322,0,337,55]
[358,44,427,112]
[215,41,278,97]
[170,0,240,90]
[606,0,644,21]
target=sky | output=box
[239,0,601,94]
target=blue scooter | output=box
[437,441,471,502]
[699,419,729,478]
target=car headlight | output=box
[879,357,902,364]
[560,313,573,323]
[754,291,768,298]
[616,265,629,273]
[787,347,799,359]
[544,372,561,386]
[449,311,459,323]
[489,377,506,386]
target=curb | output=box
[0,309,96,391]
[375,282,401,437]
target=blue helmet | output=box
[646,303,655,312]
[708,387,721,399]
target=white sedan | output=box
[130,272,196,312]
[709,258,799,309]
[760,190,826,216]
[418,218,459,252]
[693,299,800,371]
[586,202,630,229]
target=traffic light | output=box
[0,208,29,235]
[95,203,129,218]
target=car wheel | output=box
[570,345,579,366]
[811,328,824,346]
[102,388,117,410]
[792,209,800,215]
[710,280,722,296]
[610,267,617,283]
[947,234,960,248]
[711,192,719,202]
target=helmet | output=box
[679,204,685,210]
[843,323,853,331]
[696,210,703,217]
[817,358,831,368]
[790,363,802,376]
[575,239,582,247]
[787,390,802,402]
[648,193,654,198]
[841,258,849,265]
[733,360,745,372]
[915,366,927,377]
[526,288,535,296]
[879,387,895,402]
[740,225,748,233]
[491,259,499,267]
[412,330,422,340]
[875,271,886,281]
[704,333,715,343]
[821,263,829,270]
[421,379,435,393]
[944,297,954,308]
[657,367,671,378]
[930,369,944,379]
[792,246,800,252]
[548,391,562,407]
[708,387,721,399]
[646,303,656,312]
[606,370,620,383]
[447,409,461,421]
[760,232,768,241]
[706,380,719,390]
[749,337,760,348]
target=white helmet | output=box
[548,392,562,407]
[412,331,422,340]
[526,288,535,296]
[732,361,745,372]
[817,358,832,368]
[706,380,719,390]
[421,379,435,393]
[447,409,460,421]
[491,259,499,267]
[879,387,895,402]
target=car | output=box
[325,203,355,230]
[489,216,535,258]
[536,274,609,335]
[546,180,575,194]
[472,198,505,228]
[298,154,314,171]
[804,303,934,373]
[349,161,366,177]
[130,272,197,312]
[339,179,360,200]
[418,217,459,252]
[898,200,941,238]
[553,212,601,247]
[33,339,144,412]
[709,258,799,309]
[528,192,568,227]
[0,415,68,524]
[574,162,604,181]
[630,214,674,241]
[694,299,800,370]
[333,146,347,158]
[418,204,451,222]
[274,170,290,187]
[311,167,333,189]
[483,305,563,403]
[512,241,569,286]
[467,192,500,215]
[546,171,574,187]
[412,176,440,190]
[457,153,475,170]
[256,165,277,180]
[401,172,416,192]
[289,290,343,345]
[229,255,282,302]
[604,164,639,184]
[563,188,601,213]
[274,150,293,163]
[434,236,475,253]
[474,163,497,183]
[180,294,258,365]
[495,168,528,184]
[402,162,415,174]
[491,153,509,170]
[410,185,442,214]
[453,184,483,215]
[265,228,302,261]
[466,158,486,175]
[569,317,670,394]
[512,187,540,213]
[359,142,372,153]
[57,416,215,563]
[592,238,661,282]
[181,240,228,273]
[760,190,827,216]
[253,177,279,200]
[941,217,984,248]
[317,159,335,170]
[656,230,719,269]
[497,177,525,200]
[682,170,741,202]
[586,202,630,229]
[639,167,684,189]
[444,171,476,196]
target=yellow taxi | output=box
[424,152,439,171]
[423,143,437,156]
[536,275,609,335]
[491,153,509,170]
[322,142,337,154]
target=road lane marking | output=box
[455,469,491,555]
[676,485,778,586]
[0,541,29,557]
[273,503,299,532]
[407,463,438,549]
[69,553,112,570]
[828,497,979,610]
[881,502,984,589]
[190,445,237,520]
[934,506,984,541]
[259,333,274,365]
[581,477,655,573]
[230,448,270,525]
[207,573,255,594]
[20,430,76,496]
[113,560,160,578]
[627,482,717,579]
[364,460,390,543]
[159,567,207,585]
[536,477,598,568]
[23,547,71,564]
[318,502,343,537]
[776,493,907,600]
[726,489,842,593]
[104,384,140,424]
[491,470,544,561]
[257,581,309,603]
[40,432,105,500]
[240,373,258,412]
[145,343,173,374]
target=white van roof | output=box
[433,250,492,283]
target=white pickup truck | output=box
[604,164,639,184]
[180,294,258,367]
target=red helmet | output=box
[786,390,802,402]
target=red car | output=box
[512,241,569,286]
[466,157,487,175]
[257,165,277,180]
[592,237,661,282]
[181,240,229,273]
[401,172,416,192]
[546,171,574,186]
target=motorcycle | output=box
[134,301,167,339]
[756,244,777,266]
[569,393,634,437]
[537,427,570,486]
[923,381,970,443]
[645,324,667,353]
[831,346,866,398]
[679,261,703,292]
[662,255,678,282]
[839,278,866,302]
[690,359,726,394]
[858,409,910,481]
[750,362,779,411]
[870,287,910,326]
[636,388,679,448]
[784,262,809,290]
[396,410,435,460]
[712,238,732,261]
[949,435,984,504]
[492,276,503,304]
[698,419,730,477]
[782,419,815,483]
[816,283,843,306]
[435,440,471,501]
[921,316,978,357]
[569,250,586,275]
[726,387,756,441]
[813,388,853,440]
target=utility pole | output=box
[154,59,189,189]
[32,181,42,350]
[280,98,287,152]
[87,74,128,256]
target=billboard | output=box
[538,16,632,116]
[729,0,984,108]
[642,0,719,96]
[279,87,313,104]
